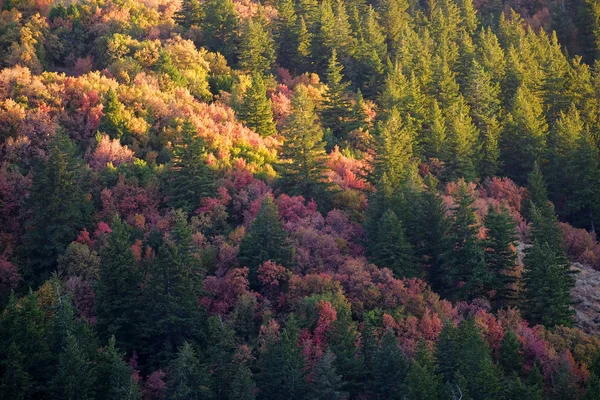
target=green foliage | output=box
[200,0,239,64]
[167,342,214,400]
[163,120,216,214]
[237,74,277,137]
[96,337,141,400]
[278,85,332,203]
[238,197,293,289]
[239,12,276,75]
[21,132,92,287]
[50,333,96,400]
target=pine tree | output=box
[237,74,277,137]
[96,337,141,400]
[164,120,215,214]
[167,342,214,400]
[174,0,202,29]
[21,132,91,287]
[0,342,32,400]
[278,85,332,203]
[441,182,489,300]
[370,209,418,278]
[422,100,447,161]
[368,328,408,399]
[501,84,548,184]
[200,0,239,64]
[499,329,523,375]
[96,216,141,354]
[203,316,237,398]
[308,350,347,400]
[50,333,96,400]
[238,196,293,289]
[296,17,313,72]
[405,341,442,400]
[444,99,479,181]
[378,0,410,56]
[257,317,306,400]
[321,49,352,142]
[239,12,276,76]
[523,240,574,327]
[229,362,256,400]
[274,0,299,71]
[483,206,519,309]
[139,222,203,367]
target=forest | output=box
[2,0,600,398]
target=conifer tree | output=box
[444,99,479,181]
[370,209,418,278]
[96,337,141,400]
[405,341,442,400]
[238,196,293,289]
[499,329,523,375]
[174,0,202,29]
[378,0,410,56]
[501,85,548,184]
[257,317,306,400]
[308,351,347,400]
[167,342,214,400]
[139,222,203,367]
[278,85,332,202]
[483,206,519,309]
[50,333,96,400]
[422,100,447,161]
[238,74,277,137]
[274,0,299,71]
[296,17,313,72]
[229,362,256,400]
[96,216,141,353]
[441,182,489,300]
[239,12,276,76]
[368,328,408,399]
[21,132,91,287]
[200,0,239,64]
[321,49,352,142]
[0,342,31,400]
[164,120,215,214]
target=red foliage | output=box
[561,223,600,270]
[257,261,291,302]
[0,258,21,301]
[87,134,135,171]
[100,176,162,228]
[201,268,252,315]
[65,276,96,323]
[0,163,30,256]
[143,370,167,400]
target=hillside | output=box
[2,0,600,399]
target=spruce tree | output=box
[164,120,215,214]
[0,342,31,400]
[257,317,306,400]
[50,333,96,400]
[405,341,442,400]
[139,222,203,367]
[96,337,141,400]
[321,49,352,142]
[200,0,239,64]
[96,216,141,354]
[441,182,489,300]
[483,206,519,309]
[238,196,293,289]
[499,329,523,375]
[237,74,277,137]
[278,85,332,203]
[370,209,418,278]
[21,132,92,287]
[239,12,276,76]
[174,0,202,29]
[308,351,347,400]
[99,89,131,142]
[274,0,299,71]
[167,342,214,400]
[368,328,408,399]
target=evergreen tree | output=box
[321,49,352,142]
[444,99,479,181]
[0,342,31,400]
[422,100,447,161]
[139,222,203,367]
[96,216,141,354]
[370,209,418,278]
[274,0,299,71]
[296,16,313,72]
[483,206,519,309]
[368,328,408,399]
[21,132,91,287]
[238,196,293,289]
[308,351,347,400]
[237,74,277,137]
[174,0,202,29]
[405,341,442,400]
[278,85,332,203]
[229,362,256,400]
[166,342,214,400]
[96,337,141,400]
[164,120,215,214]
[441,182,489,300]
[523,240,574,327]
[257,317,306,400]
[239,12,276,75]
[499,329,523,375]
[200,0,239,64]
[501,85,548,184]
[99,89,132,142]
[50,333,96,400]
